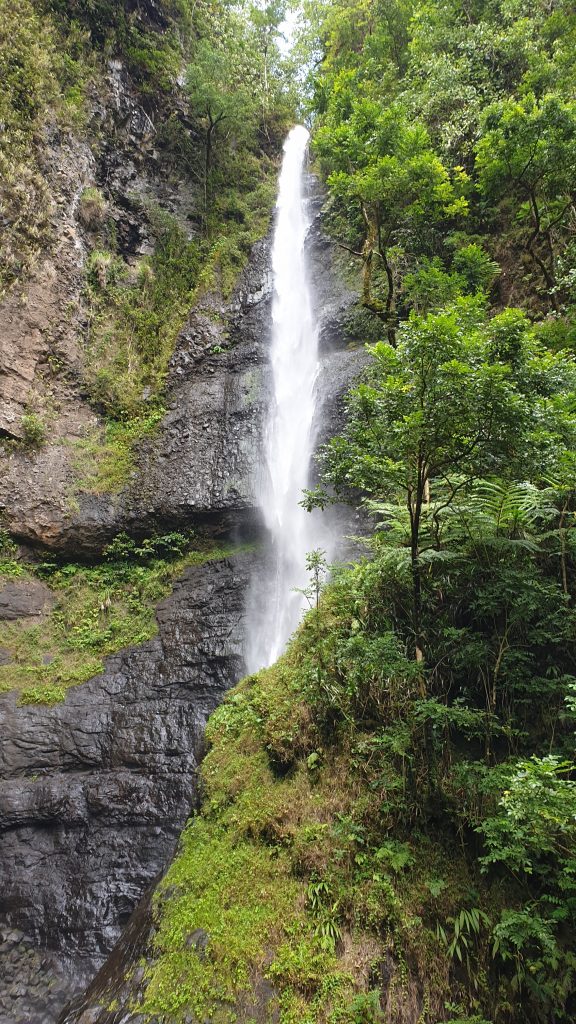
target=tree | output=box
[249,0,287,116]
[476,94,576,306]
[311,299,575,676]
[187,34,256,222]
[315,102,468,343]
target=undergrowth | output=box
[139,635,490,1024]
[82,165,277,422]
[137,470,576,1023]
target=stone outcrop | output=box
[0,51,203,551]
[0,578,56,620]
[0,554,251,1024]
[123,240,273,540]
[0,240,272,555]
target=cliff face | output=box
[0,242,272,554]
[0,10,367,1018]
[0,82,365,1022]
[0,555,249,1024]
[0,41,272,553]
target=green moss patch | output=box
[71,412,165,495]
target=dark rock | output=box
[0,579,56,620]
[185,927,209,955]
[0,553,253,1024]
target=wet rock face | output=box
[0,554,251,1024]
[123,239,273,539]
[0,54,203,550]
[0,236,273,556]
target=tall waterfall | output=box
[246,125,322,672]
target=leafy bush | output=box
[20,413,46,448]
[452,244,501,293]
[104,531,192,563]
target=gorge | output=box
[2,2,576,1022]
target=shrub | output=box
[452,243,500,292]
[78,186,107,229]
[20,413,46,448]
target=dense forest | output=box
[1,0,576,1022]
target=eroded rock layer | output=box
[0,555,250,1024]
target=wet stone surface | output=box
[0,930,85,1024]
[0,554,252,1024]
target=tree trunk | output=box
[527,190,559,309]
[378,224,396,346]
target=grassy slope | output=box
[137,605,514,1024]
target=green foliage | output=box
[314,99,468,340]
[476,93,576,301]
[309,0,576,323]
[72,412,165,494]
[18,684,66,706]
[452,244,500,294]
[0,529,20,563]
[83,213,203,420]
[104,530,192,563]
[437,907,490,973]
[45,0,183,92]
[0,537,237,701]
[20,413,47,449]
[0,0,59,290]
[403,258,463,313]
[82,160,279,427]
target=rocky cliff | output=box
[0,129,365,1024]
[0,11,367,1015]
[0,555,249,1024]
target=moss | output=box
[0,538,240,703]
[81,161,278,429]
[18,683,67,706]
[141,823,301,1021]
[137,655,384,1021]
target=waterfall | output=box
[246,125,322,672]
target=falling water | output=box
[246,125,322,672]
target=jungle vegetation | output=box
[2,0,576,1020]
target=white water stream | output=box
[246,125,323,672]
